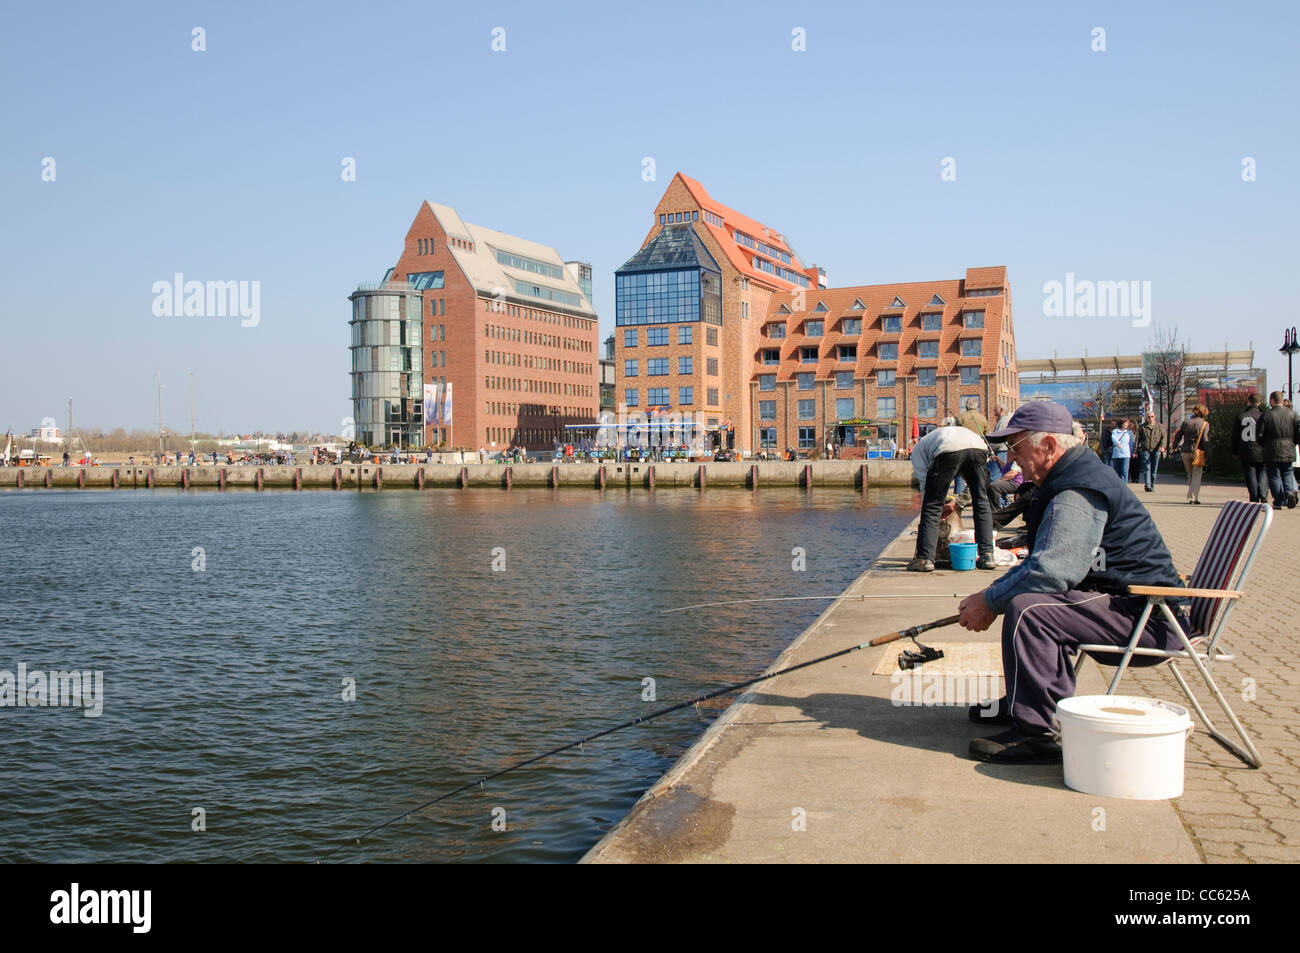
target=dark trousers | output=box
[1241,461,1267,502]
[916,448,993,560]
[1140,449,1161,489]
[1265,462,1295,505]
[1001,590,1188,732]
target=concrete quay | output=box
[0,460,917,491]
[584,479,1298,864]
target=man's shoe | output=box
[969,725,1063,764]
[906,557,935,573]
[1288,492,1298,510]
[975,554,998,570]
[968,699,1015,725]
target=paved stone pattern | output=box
[1124,481,1299,863]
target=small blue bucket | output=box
[948,542,977,571]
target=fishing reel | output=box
[898,639,945,671]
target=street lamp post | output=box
[1281,327,1299,402]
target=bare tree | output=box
[1082,379,1116,441]
[1145,324,1190,430]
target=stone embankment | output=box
[0,460,917,490]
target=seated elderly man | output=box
[957,402,1188,763]
[908,417,996,572]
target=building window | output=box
[680,386,694,404]
[835,370,854,389]
[963,310,986,329]
[841,318,861,335]
[707,357,719,375]
[804,320,824,337]
[741,301,749,319]
[801,347,819,364]
[962,395,981,413]
[798,426,816,449]
[878,369,896,387]
[759,373,776,391]
[918,395,938,416]
[678,356,693,374]
[647,326,669,346]
[917,368,937,387]
[760,427,777,449]
[762,349,780,365]
[878,342,898,361]
[768,322,786,339]
[659,214,665,224]
[625,389,639,406]
[648,358,669,376]
[918,341,939,359]
[922,313,942,332]
[648,388,669,405]
[706,327,718,346]
[797,373,815,390]
[882,316,902,333]
[759,400,777,421]
[692,211,698,221]
[960,339,982,357]
[798,399,816,420]
[625,359,638,377]
[678,325,692,345]
[624,329,637,347]
[838,345,857,361]
[836,397,855,420]
[707,387,719,405]
[960,366,980,385]
[877,397,897,417]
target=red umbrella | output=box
[911,415,919,442]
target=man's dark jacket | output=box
[1024,445,1183,596]
[1137,421,1165,453]
[1259,405,1299,464]
[1231,405,1264,464]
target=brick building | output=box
[376,201,600,450]
[614,174,826,452]
[615,174,1018,455]
[754,268,1019,455]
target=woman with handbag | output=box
[1174,403,1211,504]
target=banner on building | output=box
[441,382,453,427]
[423,383,440,429]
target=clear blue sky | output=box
[2,0,1297,436]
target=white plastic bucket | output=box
[1056,695,1192,800]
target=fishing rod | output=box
[319,613,960,862]
[662,593,974,613]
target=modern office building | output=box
[1019,349,1264,435]
[753,269,1018,454]
[615,173,1017,455]
[614,174,827,453]
[353,201,600,450]
[347,283,425,448]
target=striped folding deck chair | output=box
[1073,500,1272,768]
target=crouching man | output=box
[956,401,1189,763]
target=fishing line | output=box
[319,613,960,862]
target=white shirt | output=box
[911,425,989,485]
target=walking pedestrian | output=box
[1231,394,1267,502]
[1109,418,1133,482]
[1173,404,1211,504]
[1136,412,1165,492]
[1258,391,1299,509]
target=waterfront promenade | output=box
[585,479,1299,864]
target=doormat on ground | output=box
[871,641,1003,679]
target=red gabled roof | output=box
[674,173,808,290]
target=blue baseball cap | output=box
[988,401,1076,439]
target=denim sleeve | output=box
[984,489,1108,614]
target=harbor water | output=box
[0,487,916,862]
